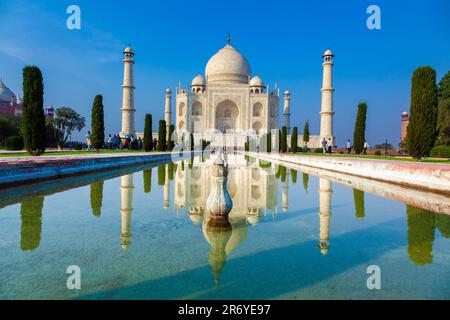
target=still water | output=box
[0,154,449,299]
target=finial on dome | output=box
[227,32,230,45]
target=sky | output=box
[0,0,449,146]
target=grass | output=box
[286,152,450,164]
[0,150,156,158]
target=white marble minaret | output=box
[283,90,291,135]
[318,178,332,255]
[121,46,136,136]
[320,49,335,145]
[165,88,172,137]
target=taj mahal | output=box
[120,37,335,149]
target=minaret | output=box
[318,178,332,255]
[121,46,136,136]
[320,49,335,144]
[283,90,291,135]
[401,111,409,143]
[165,88,172,139]
[120,174,134,249]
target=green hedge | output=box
[5,136,24,150]
[430,145,450,158]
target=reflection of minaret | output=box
[120,174,134,249]
[318,178,332,255]
[20,196,44,251]
[164,165,170,210]
[281,172,289,212]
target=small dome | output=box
[402,111,408,115]
[205,44,251,84]
[191,74,206,86]
[0,78,17,103]
[323,49,333,56]
[250,76,264,87]
[124,46,134,54]
[284,90,290,96]
[165,87,171,94]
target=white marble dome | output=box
[249,75,264,87]
[205,44,251,84]
[0,79,17,102]
[323,49,333,56]
[124,46,134,54]
[191,74,206,86]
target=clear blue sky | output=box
[0,0,449,145]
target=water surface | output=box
[0,154,449,299]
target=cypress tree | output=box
[167,124,175,151]
[91,95,104,152]
[20,196,44,251]
[277,129,282,152]
[190,133,194,152]
[267,132,272,152]
[143,168,152,193]
[157,120,167,151]
[353,189,365,219]
[303,121,310,149]
[436,214,450,238]
[22,66,46,156]
[406,66,438,159]
[281,126,287,153]
[290,169,297,184]
[291,126,298,153]
[302,173,309,193]
[90,181,104,217]
[143,114,152,152]
[436,71,450,146]
[407,205,436,265]
[353,102,368,154]
[158,165,166,185]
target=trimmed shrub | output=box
[314,148,323,153]
[281,126,287,153]
[291,127,298,153]
[430,145,450,158]
[22,66,46,156]
[406,66,438,159]
[74,143,83,150]
[167,124,175,151]
[353,102,368,154]
[143,114,152,152]
[91,95,105,152]
[375,150,382,156]
[5,135,24,150]
[157,120,167,151]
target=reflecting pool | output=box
[0,154,449,299]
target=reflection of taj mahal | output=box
[120,37,336,148]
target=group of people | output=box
[321,138,334,154]
[85,131,159,151]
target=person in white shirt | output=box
[346,139,352,154]
[363,140,370,154]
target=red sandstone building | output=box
[401,111,409,143]
[0,78,22,116]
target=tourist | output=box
[321,138,327,154]
[153,138,158,151]
[86,131,92,151]
[137,137,143,150]
[363,140,370,154]
[107,134,113,150]
[346,139,352,154]
[327,138,332,154]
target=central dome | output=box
[0,78,17,103]
[205,44,250,85]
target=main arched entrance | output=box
[215,99,239,133]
